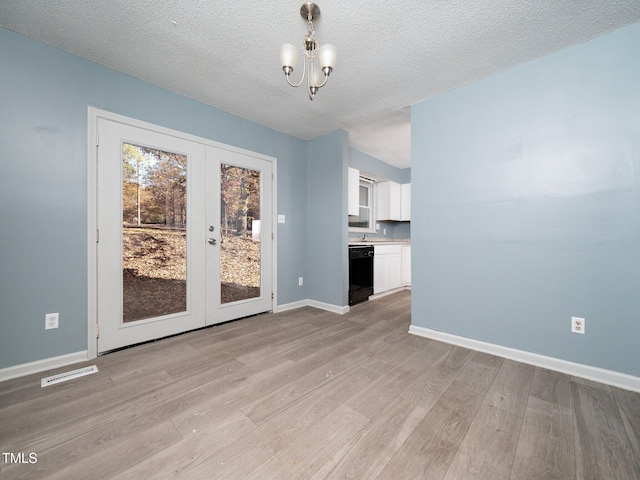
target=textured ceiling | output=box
[2,1,640,168]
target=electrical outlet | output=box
[298,277,303,286]
[571,316,585,334]
[278,214,285,224]
[45,313,59,330]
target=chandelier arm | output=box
[286,55,307,88]
[286,72,305,88]
[316,70,329,88]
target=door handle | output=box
[208,238,217,245]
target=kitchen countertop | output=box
[348,239,410,246]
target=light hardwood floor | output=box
[1,291,639,479]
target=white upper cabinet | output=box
[376,181,402,221]
[348,167,359,216]
[377,181,410,221]
[401,183,411,221]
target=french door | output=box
[206,146,273,324]
[95,116,273,353]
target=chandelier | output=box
[280,2,337,100]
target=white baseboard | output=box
[0,351,89,383]
[370,285,410,300]
[409,325,640,393]
[277,299,350,315]
[276,300,310,313]
[308,300,350,315]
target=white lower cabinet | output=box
[374,245,403,294]
[401,246,411,286]
[373,254,386,294]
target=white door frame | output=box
[86,107,278,360]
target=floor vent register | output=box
[41,365,99,387]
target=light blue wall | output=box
[0,28,309,368]
[307,130,350,307]
[349,148,410,184]
[411,23,640,377]
[348,148,411,240]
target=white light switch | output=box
[278,214,285,224]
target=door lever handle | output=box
[208,238,217,245]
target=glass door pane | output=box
[98,116,206,353]
[219,164,261,304]
[122,143,187,322]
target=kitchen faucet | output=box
[361,233,368,242]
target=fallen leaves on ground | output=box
[122,227,260,286]
[122,227,261,322]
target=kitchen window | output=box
[348,178,375,233]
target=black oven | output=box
[349,246,374,306]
